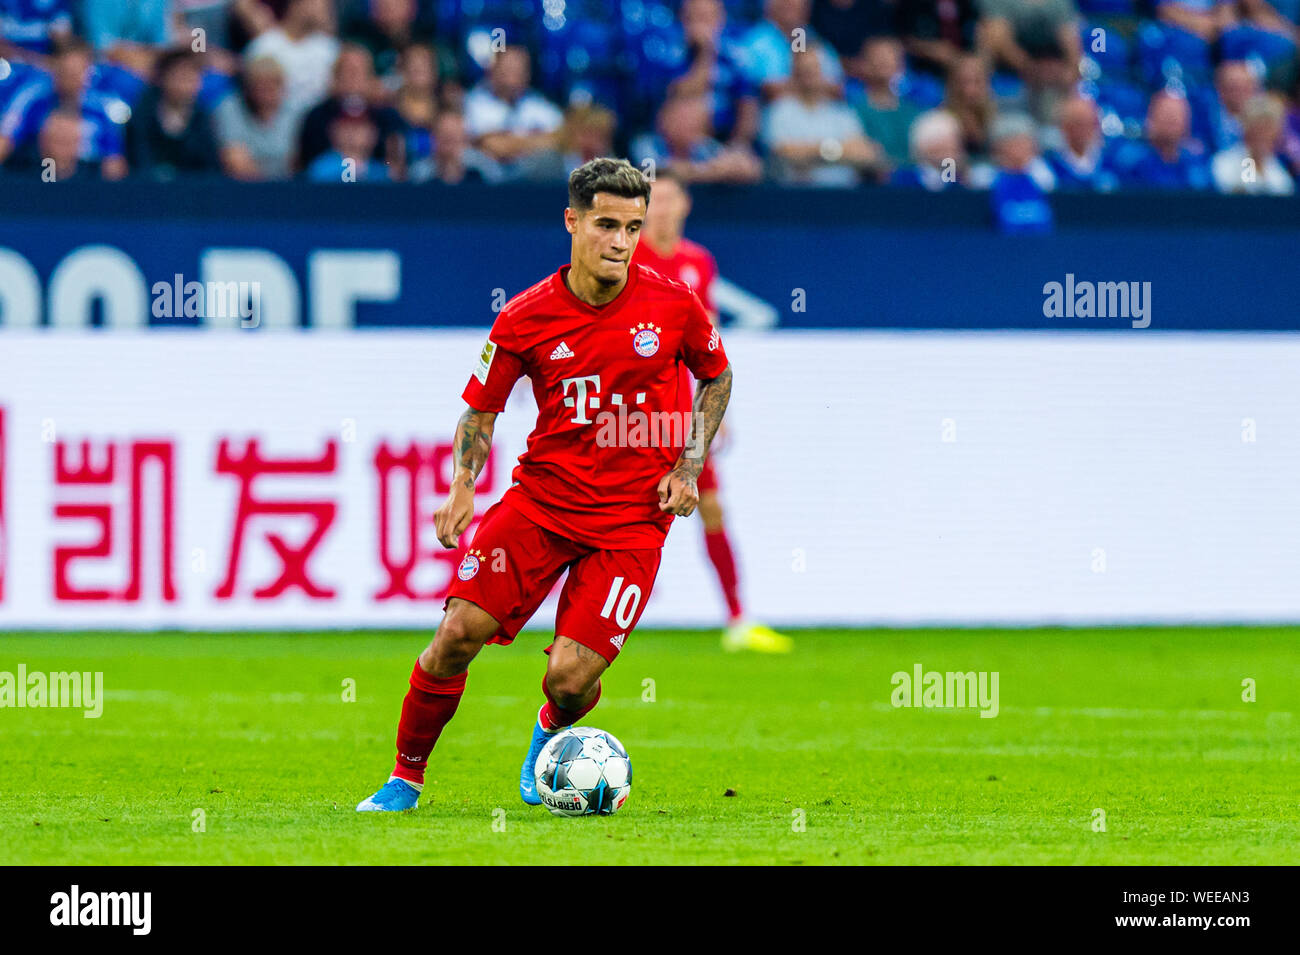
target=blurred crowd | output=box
[1,0,1298,195]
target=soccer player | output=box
[357,157,734,812]
[633,170,792,654]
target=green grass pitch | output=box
[0,627,1296,865]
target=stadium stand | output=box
[0,0,1297,192]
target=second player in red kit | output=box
[357,158,734,813]
[633,170,793,654]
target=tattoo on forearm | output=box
[454,407,495,488]
[680,364,732,476]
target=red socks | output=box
[704,528,743,622]
[392,661,466,786]
[539,673,601,732]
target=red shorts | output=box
[697,458,719,494]
[445,499,662,663]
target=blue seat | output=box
[89,62,147,106]
[0,60,47,115]
[1185,80,1230,152]
[1076,0,1138,14]
[990,71,1025,102]
[538,18,626,107]
[1270,0,1300,22]
[619,0,677,39]
[459,21,536,83]
[1094,78,1149,124]
[1080,22,1132,77]
[198,71,235,111]
[1219,25,1297,70]
[1137,21,1212,88]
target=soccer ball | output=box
[533,726,632,817]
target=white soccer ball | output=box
[533,726,632,817]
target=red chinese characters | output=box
[214,438,339,600]
[53,437,177,601]
[373,441,497,601]
[36,429,504,608]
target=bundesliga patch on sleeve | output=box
[473,339,497,385]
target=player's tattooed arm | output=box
[658,363,732,517]
[681,363,732,476]
[435,405,497,548]
[453,406,497,489]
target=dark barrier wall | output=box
[0,181,1296,331]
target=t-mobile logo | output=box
[561,374,601,425]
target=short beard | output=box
[594,265,621,288]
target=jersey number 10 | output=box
[599,576,643,629]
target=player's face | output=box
[645,178,689,237]
[567,192,646,288]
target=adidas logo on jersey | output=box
[549,341,575,360]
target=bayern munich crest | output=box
[630,323,662,357]
[457,549,484,581]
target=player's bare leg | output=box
[357,598,500,811]
[519,636,610,805]
[545,636,608,711]
[700,490,793,654]
[418,597,499,676]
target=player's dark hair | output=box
[568,157,651,213]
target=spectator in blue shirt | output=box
[1108,91,1211,190]
[0,39,127,177]
[990,160,1054,233]
[892,107,969,189]
[1043,95,1117,191]
[630,93,762,184]
[305,106,392,182]
[972,113,1056,233]
[739,0,845,101]
[1199,60,1259,153]
[970,111,1055,187]
[82,0,173,77]
[662,0,760,147]
[35,107,95,178]
[0,0,73,62]
[1155,0,1233,45]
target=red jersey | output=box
[463,263,729,550]
[633,236,718,312]
[634,236,720,416]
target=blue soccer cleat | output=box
[519,720,553,806]
[356,777,421,812]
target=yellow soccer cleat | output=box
[722,621,793,654]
